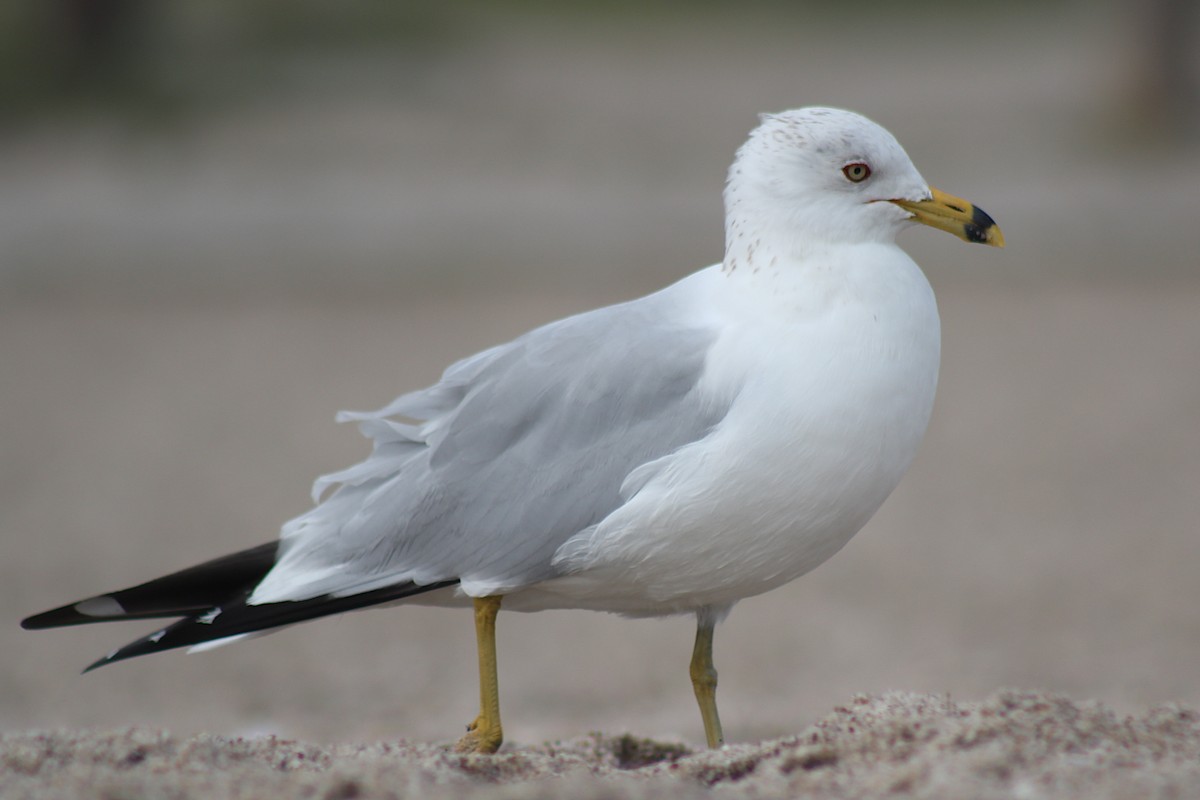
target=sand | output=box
[5,692,1199,799]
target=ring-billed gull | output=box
[22,107,1002,752]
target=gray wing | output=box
[248,285,728,604]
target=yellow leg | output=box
[689,618,725,748]
[455,595,504,754]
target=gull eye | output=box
[842,162,871,183]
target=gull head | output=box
[724,107,1002,264]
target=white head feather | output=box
[724,107,933,267]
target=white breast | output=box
[534,244,940,616]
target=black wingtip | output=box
[82,653,114,674]
[75,578,460,672]
[23,606,80,630]
[82,644,153,673]
[21,541,282,631]
[81,623,178,673]
[22,602,104,630]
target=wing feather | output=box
[251,277,729,605]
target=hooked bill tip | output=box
[967,204,1003,247]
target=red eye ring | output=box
[842,162,871,183]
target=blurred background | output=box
[2,0,1198,747]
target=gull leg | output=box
[455,595,504,753]
[689,614,725,748]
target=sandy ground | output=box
[4,6,1200,798]
[4,692,1199,799]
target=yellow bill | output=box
[890,187,1004,248]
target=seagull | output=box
[21,107,1002,753]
